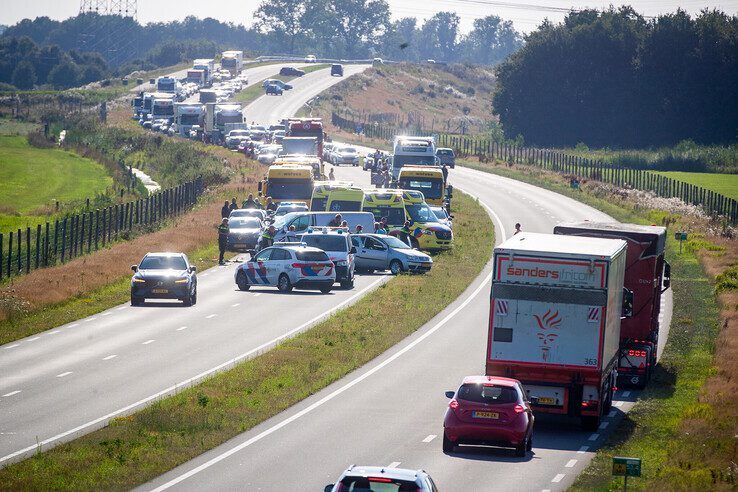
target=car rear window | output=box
[302,235,348,252]
[337,477,419,491]
[295,250,330,261]
[457,384,518,404]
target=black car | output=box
[130,252,197,306]
[279,66,305,77]
[265,83,284,95]
[330,64,344,77]
[227,217,262,252]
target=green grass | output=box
[0,119,39,136]
[0,191,493,490]
[655,171,738,201]
[459,159,725,490]
[0,135,113,232]
[233,65,330,105]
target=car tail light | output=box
[448,399,459,410]
[514,404,526,414]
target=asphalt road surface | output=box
[0,63,373,467]
[141,159,672,490]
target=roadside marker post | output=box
[674,231,688,253]
[612,456,641,491]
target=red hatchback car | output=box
[443,375,534,456]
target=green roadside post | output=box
[674,231,688,253]
[612,456,641,491]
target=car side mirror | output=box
[622,287,634,319]
[324,485,334,492]
[445,391,455,399]
[662,261,671,291]
[350,246,357,254]
[190,266,197,272]
[131,265,138,272]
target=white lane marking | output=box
[614,401,624,407]
[253,293,262,297]
[205,314,217,319]
[142,339,155,345]
[2,390,21,397]
[0,275,388,467]
[176,326,188,331]
[388,462,401,468]
[117,306,127,311]
[422,434,437,443]
[608,410,617,417]
[231,303,240,307]
[551,474,565,483]
[49,330,61,335]
[148,271,496,491]
[27,337,40,342]
[577,446,589,454]
[101,312,111,317]
[588,433,600,441]
[542,489,551,492]
[4,344,20,350]
[102,355,117,361]
[565,459,578,468]
[56,372,73,378]
[68,323,79,328]
[84,317,97,322]
[599,421,609,430]
[622,391,631,397]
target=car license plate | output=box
[537,397,556,405]
[473,411,498,419]
[152,288,168,294]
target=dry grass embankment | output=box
[0,190,493,490]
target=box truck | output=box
[221,50,243,75]
[487,232,632,430]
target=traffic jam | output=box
[128,53,671,487]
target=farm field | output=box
[656,171,738,201]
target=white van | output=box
[272,212,375,242]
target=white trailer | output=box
[193,58,215,84]
[391,136,438,179]
[221,50,244,75]
[487,232,630,430]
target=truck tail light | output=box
[628,349,647,357]
[581,400,599,410]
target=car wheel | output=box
[277,273,293,292]
[442,432,455,453]
[389,259,403,275]
[236,270,250,291]
[320,286,332,294]
[515,438,527,457]
[526,433,533,452]
[131,296,144,306]
[183,292,193,307]
[340,280,353,289]
[191,289,197,305]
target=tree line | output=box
[493,7,738,148]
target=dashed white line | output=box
[205,314,217,319]
[176,326,188,331]
[142,339,155,345]
[117,306,127,311]
[577,445,589,454]
[588,433,600,441]
[622,391,631,397]
[27,337,40,342]
[551,474,565,483]
[422,434,437,443]
[231,303,240,307]
[388,461,401,468]
[84,317,98,322]
[599,421,609,430]
[253,293,262,297]
[68,323,79,328]
[614,401,624,407]
[565,459,578,468]
[2,390,21,397]
[3,344,20,350]
[49,330,61,335]
[101,312,112,317]
[56,372,73,378]
[102,355,117,360]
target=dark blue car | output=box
[130,252,197,306]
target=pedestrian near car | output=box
[265,196,277,212]
[341,220,349,229]
[329,168,335,180]
[243,194,257,209]
[514,223,522,235]
[258,225,276,251]
[218,218,229,265]
[221,200,230,219]
[374,222,387,234]
[285,225,299,242]
[380,216,390,231]
[442,163,449,182]
[328,213,342,227]
[355,225,363,234]
[229,197,238,213]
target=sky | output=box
[2,0,737,33]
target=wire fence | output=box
[331,112,738,224]
[0,177,204,281]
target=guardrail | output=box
[0,177,204,281]
[331,112,738,224]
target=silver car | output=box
[351,233,433,274]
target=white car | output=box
[300,228,356,289]
[305,54,317,63]
[234,244,335,293]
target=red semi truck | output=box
[286,118,325,162]
[554,222,670,388]
[487,233,632,430]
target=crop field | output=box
[655,171,738,201]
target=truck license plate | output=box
[473,411,499,419]
[537,397,556,405]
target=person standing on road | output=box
[355,224,364,234]
[243,194,257,209]
[374,222,387,234]
[229,197,239,214]
[218,218,229,265]
[514,223,522,235]
[328,213,342,227]
[329,168,335,180]
[442,163,449,182]
[259,225,276,250]
[265,196,277,212]
[221,200,230,219]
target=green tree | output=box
[254,0,308,54]
[418,11,460,61]
[47,61,80,88]
[11,60,36,89]
[307,0,391,57]
[460,15,522,65]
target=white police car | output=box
[234,244,335,293]
[300,228,356,289]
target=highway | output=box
[0,63,374,467]
[141,158,672,488]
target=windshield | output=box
[302,235,348,252]
[399,178,443,199]
[311,198,327,211]
[364,206,406,226]
[268,179,313,200]
[341,148,357,154]
[437,149,454,156]
[290,128,322,140]
[153,105,174,116]
[179,114,200,125]
[405,203,437,223]
[217,114,243,125]
[431,207,448,219]
[382,236,411,249]
[393,155,436,167]
[139,255,187,270]
[329,200,362,212]
[229,218,261,228]
[295,250,329,261]
[276,206,307,216]
[273,212,301,230]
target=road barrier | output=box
[0,177,203,281]
[331,112,738,224]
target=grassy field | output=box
[0,191,493,490]
[0,135,113,232]
[233,64,330,105]
[460,159,729,490]
[656,171,738,201]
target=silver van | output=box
[272,212,375,242]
